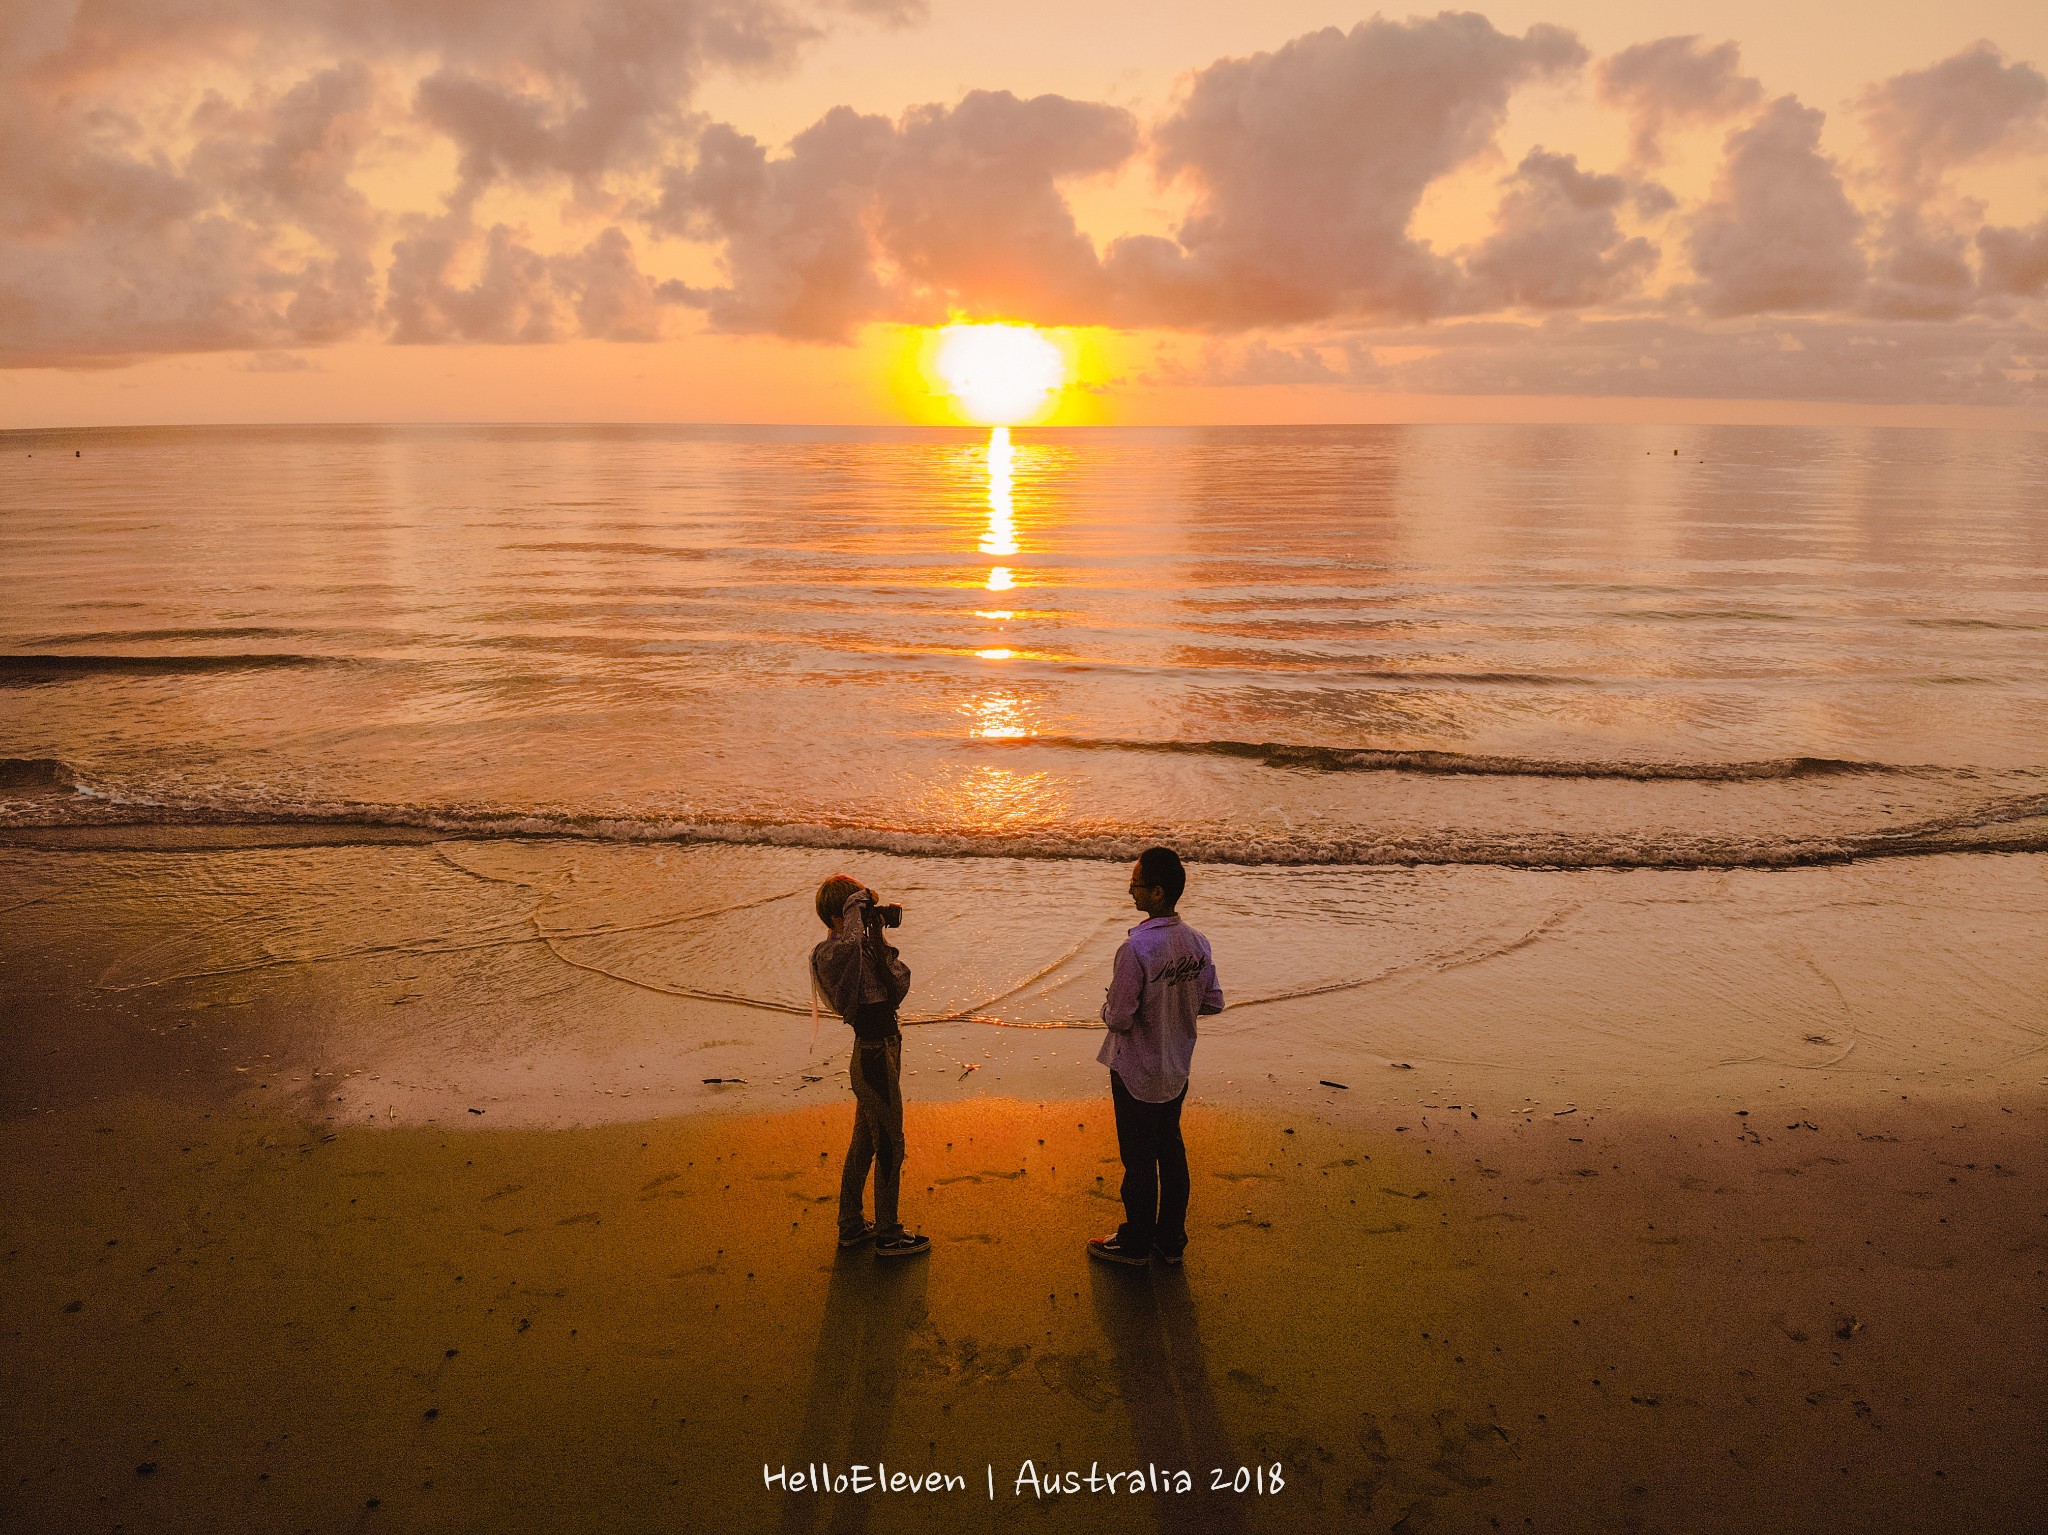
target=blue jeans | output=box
[840,1035,905,1241]
[1110,1070,1189,1257]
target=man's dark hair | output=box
[1136,846,1186,905]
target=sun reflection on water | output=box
[971,691,1034,739]
[924,763,1063,832]
[980,426,1017,558]
[970,425,1039,739]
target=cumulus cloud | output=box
[0,46,389,364]
[1860,41,2048,195]
[1189,315,2046,407]
[1101,13,1587,327]
[651,110,899,339]
[1597,36,1763,167]
[1463,149,1660,309]
[1863,211,1976,320]
[386,219,674,343]
[1686,97,1866,316]
[872,91,1136,320]
[657,91,1135,340]
[666,15,1594,336]
[0,0,861,363]
[1977,218,2048,298]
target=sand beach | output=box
[4,832,2043,1533]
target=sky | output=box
[3,0,2046,428]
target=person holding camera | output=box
[811,874,929,1258]
[1089,846,1224,1268]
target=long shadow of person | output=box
[776,1250,930,1535]
[1089,1265,1247,1535]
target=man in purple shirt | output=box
[1089,846,1224,1267]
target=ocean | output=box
[6,423,2047,860]
[3,422,2046,1081]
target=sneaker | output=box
[837,1221,876,1250]
[874,1231,931,1259]
[1153,1249,1184,1267]
[1087,1235,1150,1267]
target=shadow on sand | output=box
[778,1250,932,1535]
[1090,1263,1247,1535]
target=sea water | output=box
[5,423,2045,862]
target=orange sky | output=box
[3,0,2045,428]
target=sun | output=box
[932,323,1067,425]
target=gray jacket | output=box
[810,891,911,1021]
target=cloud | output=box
[1863,211,1976,320]
[237,351,325,372]
[557,227,669,341]
[1190,315,2046,407]
[1977,217,2048,298]
[385,219,674,343]
[872,91,1136,320]
[409,0,818,208]
[0,0,859,363]
[1192,337,1360,387]
[31,0,818,193]
[1463,149,1660,309]
[652,110,902,340]
[1100,13,1587,327]
[386,221,568,344]
[657,91,1135,340]
[1686,97,1866,316]
[666,16,1594,337]
[1596,36,1762,168]
[1860,41,2048,195]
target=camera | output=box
[860,890,903,928]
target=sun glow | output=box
[933,323,1067,425]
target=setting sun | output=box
[932,324,1067,425]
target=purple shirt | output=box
[1097,913,1224,1103]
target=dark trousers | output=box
[840,1035,905,1241]
[1110,1070,1190,1257]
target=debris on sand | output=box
[1320,1080,1350,1090]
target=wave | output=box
[20,627,308,645]
[0,653,350,681]
[6,792,2045,869]
[992,736,1896,782]
[0,756,77,791]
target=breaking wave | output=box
[0,756,78,791]
[0,653,352,682]
[992,736,1898,782]
[4,777,2044,870]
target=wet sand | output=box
[3,1092,2043,1534]
[3,837,2045,1531]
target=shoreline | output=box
[4,840,2044,1130]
